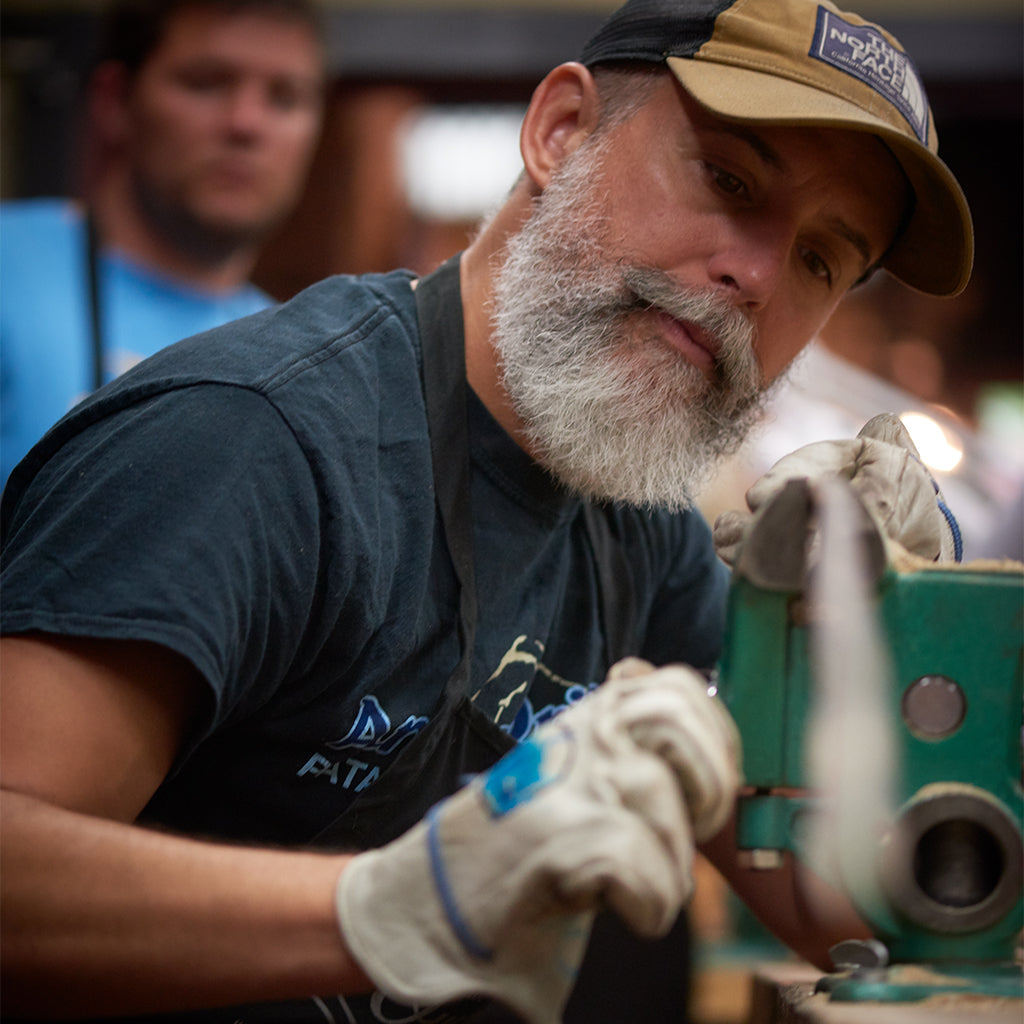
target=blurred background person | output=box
[0,0,325,487]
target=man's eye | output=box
[268,87,298,111]
[800,246,834,285]
[177,70,230,95]
[267,82,312,112]
[706,164,748,198]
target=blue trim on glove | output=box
[915,454,963,563]
[936,495,964,562]
[926,472,963,562]
[426,805,494,962]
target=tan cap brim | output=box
[668,56,974,297]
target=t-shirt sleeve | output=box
[1,383,323,748]
[634,509,731,672]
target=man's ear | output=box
[520,62,602,191]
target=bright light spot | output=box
[401,105,526,221]
[900,412,964,472]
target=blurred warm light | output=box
[900,411,964,472]
[400,105,526,221]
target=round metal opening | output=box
[882,785,1023,933]
[913,818,1004,908]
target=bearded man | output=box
[0,1,971,1022]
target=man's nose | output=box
[223,82,270,137]
[705,219,791,311]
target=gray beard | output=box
[491,142,774,511]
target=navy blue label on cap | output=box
[810,7,929,143]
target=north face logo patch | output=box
[810,7,929,144]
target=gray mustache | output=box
[619,266,761,401]
[619,266,755,354]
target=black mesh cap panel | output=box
[580,0,737,65]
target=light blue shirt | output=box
[1,199,273,486]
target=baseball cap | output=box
[580,0,973,296]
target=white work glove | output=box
[714,414,961,566]
[335,658,741,1024]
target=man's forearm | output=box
[1,790,373,1017]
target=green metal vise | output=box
[715,478,1023,1001]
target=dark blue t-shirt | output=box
[1,267,728,1017]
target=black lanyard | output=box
[85,212,105,392]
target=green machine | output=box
[715,478,1023,1001]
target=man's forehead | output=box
[149,7,323,75]
[156,6,320,53]
[674,81,900,176]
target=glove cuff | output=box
[334,838,467,1008]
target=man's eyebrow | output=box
[829,217,874,273]
[708,123,786,172]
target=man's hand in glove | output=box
[714,413,962,566]
[334,658,741,1024]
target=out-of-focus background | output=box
[2,1,1021,1019]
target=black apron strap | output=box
[581,502,637,665]
[416,255,479,706]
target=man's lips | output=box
[206,156,265,188]
[655,310,719,373]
